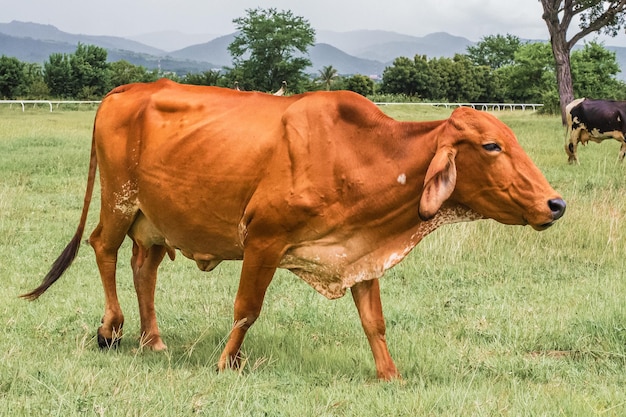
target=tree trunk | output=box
[542,0,574,125]
[551,34,574,125]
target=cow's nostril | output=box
[548,198,566,220]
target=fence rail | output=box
[0,99,543,112]
[0,100,102,112]
[375,102,544,111]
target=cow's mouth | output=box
[531,198,566,231]
[535,220,556,231]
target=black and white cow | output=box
[565,98,626,164]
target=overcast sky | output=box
[5,0,626,46]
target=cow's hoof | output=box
[97,328,122,349]
[139,334,167,351]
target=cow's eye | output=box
[482,143,501,152]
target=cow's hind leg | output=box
[217,241,282,371]
[351,279,400,380]
[131,241,167,350]
[90,220,133,348]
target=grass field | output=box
[1,103,626,416]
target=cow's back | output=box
[95,80,299,260]
[94,80,399,264]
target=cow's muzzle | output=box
[538,198,566,229]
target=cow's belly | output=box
[131,169,254,264]
[128,211,241,271]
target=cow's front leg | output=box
[619,140,626,161]
[566,142,579,164]
[351,279,400,380]
[218,242,281,371]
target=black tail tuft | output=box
[20,232,83,301]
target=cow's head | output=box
[419,107,566,230]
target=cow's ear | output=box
[419,146,457,220]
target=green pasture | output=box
[1,103,625,416]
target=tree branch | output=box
[568,0,626,47]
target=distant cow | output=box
[23,79,566,380]
[565,98,626,164]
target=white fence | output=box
[0,100,101,112]
[0,100,543,112]
[376,102,544,111]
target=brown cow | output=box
[23,79,565,380]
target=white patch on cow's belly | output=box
[280,205,483,299]
[588,128,624,143]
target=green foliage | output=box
[43,53,72,98]
[501,42,556,103]
[571,41,626,99]
[69,43,110,99]
[0,55,25,98]
[344,74,375,96]
[228,8,315,93]
[380,37,626,109]
[21,63,48,98]
[578,0,626,36]
[467,34,522,69]
[382,54,496,102]
[109,60,158,87]
[0,60,48,99]
[381,55,431,97]
[43,44,111,99]
[180,70,224,86]
[317,65,338,91]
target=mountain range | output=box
[0,20,473,77]
[2,20,626,80]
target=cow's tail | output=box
[21,122,99,301]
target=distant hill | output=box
[0,20,478,77]
[315,30,471,61]
[0,32,75,61]
[128,30,220,52]
[167,34,387,75]
[167,33,236,67]
[0,20,164,55]
[2,20,626,80]
[308,43,386,75]
[0,21,222,73]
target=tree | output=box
[344,74,374,96]
[22,63,48,98]
[109,60,158,87]
[500,42,556,103]
[44,44,110,98]
[44,53,72,98]
[570,41,626,98]
[380,55,431,97]
[540,0,626,122]
[466,34,522,69]
[181,70,223,86]
[228,8,315,93]
[318,65,338,90]
[0,55,25,99]
[69,43,110,98]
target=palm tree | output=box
[318,65,338,91]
